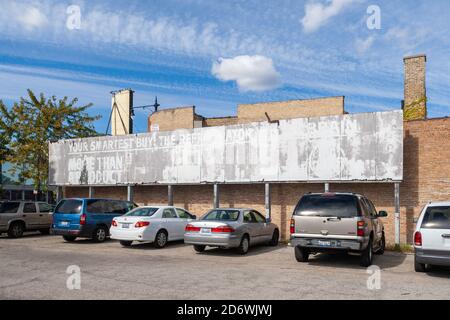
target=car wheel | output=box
[39,228,51,235]
[63,235,77,242]
[93,226,108,243]
[154,230,168,249]
[268,229,279,246]
[194,245,206,253]
[120,240,133,247]
[8,222,24,238]
[237,235,250,255]
[360,238,373,267]
[375,233,385,255]
[414,255,431,273]
[295,246,309,262]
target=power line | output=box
[132,96,160,116]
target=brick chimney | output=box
[403,54,427,121]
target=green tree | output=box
[0,100,15,187]
[2,89,100,193]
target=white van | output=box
[414,202,450,272]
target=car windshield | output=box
[294,194,359,218]
[55,200,83,214]
[202,210,240,221]
[421,206,450,229]
[0,202,20,214]
[125,207,159,217]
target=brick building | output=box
[63,54,450,245]
[147,96,346,132]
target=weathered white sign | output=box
[49,110,403,186]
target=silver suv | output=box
[0,201,54,238]
[290,193,387,267]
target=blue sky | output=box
[1,0,450,134]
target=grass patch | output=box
[386,243,414,253]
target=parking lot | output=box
[0,232,449,300]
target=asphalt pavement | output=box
[1,232,449,300]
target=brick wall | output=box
[148,97,345,132]
[237,97,345,124]
[401,118,450,241]
[203,117,239,127]
[64,118,450,245]
[63,183,397,243]
[148,107,196,132]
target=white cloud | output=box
[16,6,48,30]
[384,27,409,43]
[211,55,281,92]
[301,0,358,33]
[355,36,375,55]
[383,26,430,54]
[0,1,50,34]
[0,1,305,67]
[384,27,412,51]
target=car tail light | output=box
[80,213,87,226]
[211,225,235,233]
[357,221,365,237]
[290,219,295,234]
[135,221,150,228]
[185,224,201,232]
[112,220,117,227]
[414,231,422,246]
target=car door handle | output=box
[442,234,450,238]
[327,218,341,222]
[22,215,27,217]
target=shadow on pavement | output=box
[0,232,50,240]
[194,244,284,257]
[305,251,408,270]
[124,240,187,250]
[424,266,450,278]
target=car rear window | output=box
[125,207,159,217]
[294,194,360,218]
[86,200,133,214]
[55,200,83,214]
[107,201,133,214]
[421,207,450,229]
[0,202,20,214]
[202,210,240,221]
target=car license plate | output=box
[201,228,211,234]
[122,224,130,229]
[318,240,332,247]
[60,221,69,226]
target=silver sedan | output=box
[184,208,279,254]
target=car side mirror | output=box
[192,215,197,220]
[378,211,388,218]
[266,218,272,223]
[413,217,419,224]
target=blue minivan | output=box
[52,199,137,242]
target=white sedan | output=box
[110,206,197,248]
